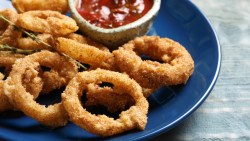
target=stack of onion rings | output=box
[0,6,195,137]
[62,69,149,136]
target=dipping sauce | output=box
[76,0,153,29]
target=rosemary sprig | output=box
[0,44,40,55]
[0,14,87,70]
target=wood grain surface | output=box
[152,0,250,140]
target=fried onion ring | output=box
[16,10,78,36]
[85,83,135,113]
[4,50,76,127]
[12,0,69,14]
[0,9,22,47]
[0,79,8,112]
[113,36,194,89]
[40,51,78,94]
[62,69,148,136]
[66,33,109,51]
[85,82,155,113]
[0,51,31,112]
[0,9,17,29]
[56,37,115,70]
[16,33,55,50]
[0,51,43,112]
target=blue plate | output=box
[0,0,221,140]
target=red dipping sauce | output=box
[76,0,153,29]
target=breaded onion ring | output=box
[56,37,115,70]
[16,34,55,50]
[0,79,8,112]
[62,69,148,136]
[40,51,78,94]
[0,9,17,29]
[0,51,40,112]
[12,0,69,14]
[4,51,76,127]
[66,33,109,51]
[113,36,194,89]
[0,9,22,47]
[16,10,78,36]
[85,83,135,113]
[85,83,155,113]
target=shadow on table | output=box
[150,115,193,141]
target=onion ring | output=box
[85,83,135,113]
[40,51,78,94]
[85,83,155,113]
[12,0,69,14]
[0,79,8,112]
[16,33,55,50]
[56,37,115,70]
[62,69,148,136]
[0,51,43,112]
[66,33,109,51]
[4,50,76,127]
[0,9,22,47]
[0,9,17,28]
[113,36,194,89]
[16,10,78,36]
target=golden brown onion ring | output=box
[0,9,17,29]
[62,69,148,136]
[85,82,156,113]
[16,34,55,50]
[0,9,22,47]
[56,37,115,70]
[85,83,135,113]
[66,33,109,51]
[0,52,25,112]
[12,0,69,14]
[4,51,76,127]
[113,36,194,89]
[40,50,78,94]
[16,10,78,36]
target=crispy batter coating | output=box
[0,51,27,112]
[56,37,115,70]
[62,69,148,136]
[12,0,69,14]
[16,10,78,36]
[0,79,8,112]
[16,33,109,53]
[40,51,78,94]
[0,9,22,47]
[67,33,109,51]
[3,51,76,127]
[0,9,17,29]
[85,83,135,113]
[113,36,194,89]
[85,79,156,113]
[16,34,55,50]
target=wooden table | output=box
[152,0,250,140]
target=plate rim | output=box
[133,1,222,140]
[0,0,222,140]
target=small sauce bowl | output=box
[69,0,161,49]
